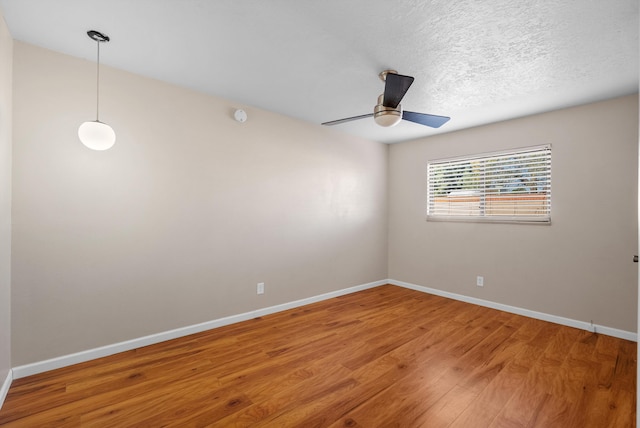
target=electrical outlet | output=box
[257,282,265,295]
[476,276,484,287]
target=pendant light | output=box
[78,30,115,151]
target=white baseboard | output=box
[0,369,12,410]
[388,279,637,342]
[12,279,386,379]
[11,277,636,380]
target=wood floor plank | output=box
[410,318,531,427]
[447,340,538,427]
[487,343,549,428]
[0,284,635,427]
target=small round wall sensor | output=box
[234,109,247,123]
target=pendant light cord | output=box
[96,40,100,122]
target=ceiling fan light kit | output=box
[373,94,402,127]
[78,30,116,151]
[322,69,450,130]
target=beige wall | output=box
[0,10,11,382]
[389,95,639,332]
[11,42,389,365]
[0,12,12,381]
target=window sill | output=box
[426,215,551,225]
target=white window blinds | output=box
[427,145,551,223]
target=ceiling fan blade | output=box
[321,113,374,126]
[383,73,414,108]
[402,111,450,128]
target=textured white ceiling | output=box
[0,0,637,143]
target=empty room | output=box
[0,1,638,427]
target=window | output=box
[427,145,551,223]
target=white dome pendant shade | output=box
[78,120,115,150]
[79,30,116,151]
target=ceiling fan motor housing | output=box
[374,94,402,127]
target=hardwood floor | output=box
[0,284,636,427]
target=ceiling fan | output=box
[322,70,450,129]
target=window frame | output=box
[426,145,552,225]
